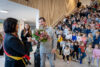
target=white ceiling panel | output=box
[0,0,39,23]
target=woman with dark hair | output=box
[3,18,32,67]
[21,24,33,56]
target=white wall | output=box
[0,24,3,32]
[18,20,24,39]
[36,10,39,29]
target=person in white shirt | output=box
[66,40,71,47]
[60,39,66,55]
[65,31,72,40]
[77,32,82,42]
[63,46,70,63]
[63,26,69,36]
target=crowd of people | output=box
[55,1,100,67]
[0,1,100,67]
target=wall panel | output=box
[10,0,76,26]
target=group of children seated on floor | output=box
[57,36,100,66]
[59,36,100,64]
[55,1,100,67]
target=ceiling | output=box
[0,0,39,24]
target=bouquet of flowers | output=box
[32,29,50,42]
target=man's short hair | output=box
[39,17,46,22]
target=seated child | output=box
[73,42,79,61]
[66,40,71,47]
[92,44,100,67]
[63,46,70,64]
[79,42,86,64]
[57,35,63,55]
[70,42,74,60]
[86,44,93,64]
[72,33,77,42]
[60,39,66,55]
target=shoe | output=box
[88,62,90,65]
[76,60,79,62]
[72,58,75,61]
[80,61,82,64]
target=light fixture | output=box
[0,10,8,13]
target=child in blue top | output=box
[72,33,77,41]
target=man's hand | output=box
[32,40,37,45]
[51,49,56,54]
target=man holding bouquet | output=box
[39,17,57,67]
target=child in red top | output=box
[79,44,85,53]
[79,42,86,64]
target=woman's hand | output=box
[24,31,28,36]
[27,37,32,42]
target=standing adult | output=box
[3,18,32,67]
[21,24,33,56]
[39,17,57,67]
